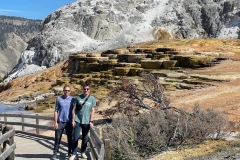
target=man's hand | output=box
[90,122,94,128]
[54,122,58,129]
[72,121,76,127]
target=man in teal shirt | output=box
[69,83,96,160]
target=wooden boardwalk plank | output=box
[14,132,69,160]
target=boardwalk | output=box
[0,113,106,160]
[14,132,69,160]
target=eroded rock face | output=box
[0,16,40,78]
[6,0,240,81]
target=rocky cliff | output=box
[4,0,240,81]
[0,16,41,79]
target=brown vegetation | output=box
[0,38,240,159]
[102,73,228,159]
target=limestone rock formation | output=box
[0,16,40,78]
[5,0,240,81]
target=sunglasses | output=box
[64,90,70,92]
[83,88,90,91]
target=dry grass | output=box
[150,139,233,160]
[138,39,240,56]
[0,60,67,102]
[1,38,240,159]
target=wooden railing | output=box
[0,113,111,160]
[89,127,111,160]
[0,125,16,160]
[0,113,53,134]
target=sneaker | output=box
[81,152,87,159]
[51,153,57,160]
[69,154,76,160]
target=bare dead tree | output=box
[104,72,187,117]
[139,72,167,108]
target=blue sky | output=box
[0,0,77,20]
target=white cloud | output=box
[0,9,19,13]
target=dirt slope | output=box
[169,59,240,125]
[0,38,240,160]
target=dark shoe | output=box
[67,152,72,157]
[51,153,57,160]
[68,150,72,156]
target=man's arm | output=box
[90,108,95,127]
[90,97,96,127]
[54,111,58,129]
[54,99,59,129]
[72,105,76,127]
[90,108,95,122]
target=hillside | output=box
[5,0,240,82]
[0,38,240,159]
[0,0,239,159]
[0,39,239,122]
[0,15,41,78]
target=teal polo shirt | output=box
[73,94,96,124]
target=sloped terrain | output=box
[0,39,240,159]
[7,0,240,82]
[0,15,40,78]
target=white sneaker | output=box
[81,152,87,159]
[69,154,76,160]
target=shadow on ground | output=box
[15,131,69,160]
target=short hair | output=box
[63,84,71,90]
[82,83,90,88]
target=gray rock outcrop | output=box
[0,16,40,79]
[5,0,240,81]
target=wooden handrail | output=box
[0,113,110,160]
[0,113,54,134]
[0,114,53,120]
[89,127,105,160]
[0,125,16,160]
[0,128,15,144]
[0,121,54,131]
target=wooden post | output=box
[21,113,25,132]
[0,124,2,154]
[2,125,7,156]
[87,140,91,155]
[3,115,7,155]
[4,113,7,124]
[95,127,103,139]
[9,131,14,160]
[104,139,111,160]
[6,126,14,160]
[0,143,2,154]
[36,114,39,134]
